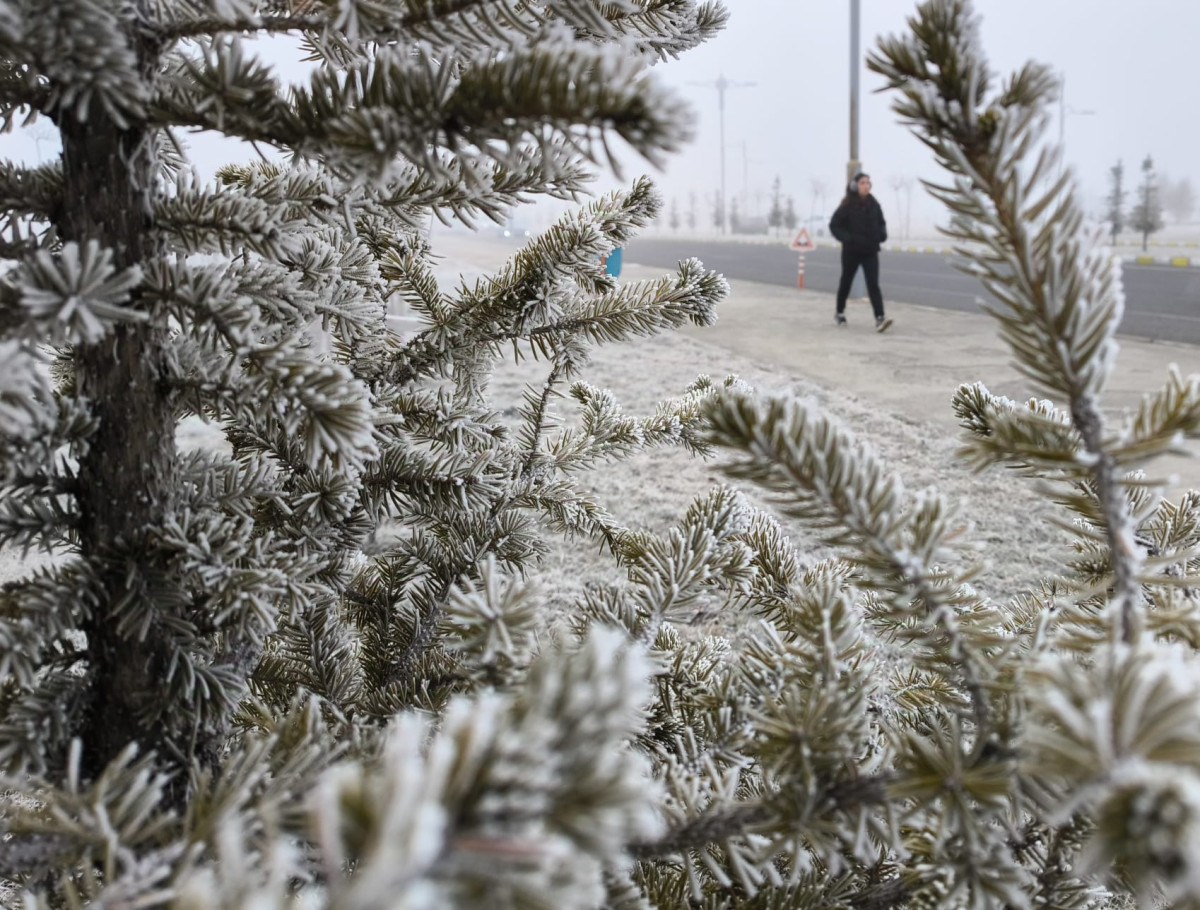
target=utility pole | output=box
[689,74,756,234]
[742,140,748,215]
[847,0,862,185]
[1057,73,1096,178]
[742,142,765,217]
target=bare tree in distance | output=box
[27,122,60,165]
[1163,175,1196,224]
[889,174,905,237]
[1130,154,1165,250]
[669,197,680,232]
[809,177,828,231]
[888,174,915,240]
[1105,159,1126,244]
[687,190,698,230]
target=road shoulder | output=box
[620,263,1200,499]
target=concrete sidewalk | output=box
[429,232,1199,498]
[620,261,1200,499]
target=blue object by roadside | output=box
[602,247,623,277]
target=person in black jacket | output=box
[829,173,892,332]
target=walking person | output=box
[829,173,892,332]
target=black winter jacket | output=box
[829,194,887,254]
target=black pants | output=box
[835,249,885,319]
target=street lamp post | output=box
[847,0,862,185]
[846,0,866,298]
[690,74,756,234]
[1058,73,1096,178]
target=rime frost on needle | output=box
[2,0,1200,906]
[17,241,145,343]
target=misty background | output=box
[1,0,1195,240]
[619,0,1200,240]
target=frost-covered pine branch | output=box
[0,0,732,903]
[4,0,1200,906]
[868,0,1200,645]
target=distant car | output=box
[502,224,532,239]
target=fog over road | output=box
[623,239,1200,346]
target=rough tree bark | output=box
[56,57,180,780]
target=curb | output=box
[1130,254,1195,267]
[889,245,1193,268]
[649,236,1197,268]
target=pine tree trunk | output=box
[58,109,178,780]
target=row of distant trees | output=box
[663,177,801,236]
[663,173,917,239]
[663,159,1195,248]
[1103,155,1193,250]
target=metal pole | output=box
[848,0,861,184]
[742,140,748,214]
[717,75,727,234]
[688,75,755,236]
[1057,72,1095,179]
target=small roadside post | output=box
[601,246,623,277]
[791,227,816,288]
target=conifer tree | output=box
[0,0,730,903]
[1105,158,1126,244]
[767,175,783,235]
[783,194,797,233]
[1130,153,1165,250]
[2,0,1200,907]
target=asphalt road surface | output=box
[624,238,1200,346]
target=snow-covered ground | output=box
[432,250,1073,623]
[484,309,1070,627]
[0,252,1077,627]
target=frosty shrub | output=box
[2,0,1200,907]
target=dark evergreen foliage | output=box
[0,1,1198,906]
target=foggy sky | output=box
[1,1,1195,237]
[630,0,1199,235]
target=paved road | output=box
[624,239,1200,345]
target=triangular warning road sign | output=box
[790,228,815,252]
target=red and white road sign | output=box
[790,228,816,252]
